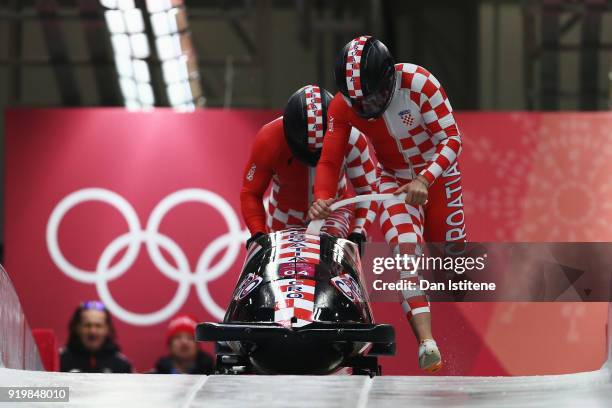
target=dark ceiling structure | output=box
[0,0,611,110]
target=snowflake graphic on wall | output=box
[462,114,612,241]
[462,114,539,240]
[516,116,612,241]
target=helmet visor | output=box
[350,68,396,119]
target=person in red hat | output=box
[151,315,214,374]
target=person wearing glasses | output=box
[59,301,132,373]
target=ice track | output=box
[1,366,611,408]
[2,264,611,407]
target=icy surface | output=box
[0,367,610,408]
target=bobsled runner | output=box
[196,228,396,376]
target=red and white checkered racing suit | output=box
[241,117,378,238]
[315,63,467,320]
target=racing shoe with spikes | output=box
[419,339,442,373]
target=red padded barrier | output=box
[32,329,59,372]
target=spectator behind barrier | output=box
[60,301,132,373]
[152,314,214,374]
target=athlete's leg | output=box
[416,162,466,372]
[379,167,442,372]
[423,161,467,287]
[378,169,431,338]
[423,161,467,243]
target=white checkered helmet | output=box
[335,35,396,119]
[283,85,334,167]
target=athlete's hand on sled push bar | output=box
[308,198,336,220]
[394,175,429,206]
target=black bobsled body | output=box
[196,228,395,375]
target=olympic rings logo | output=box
[46,188,249,326]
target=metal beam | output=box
[256,0,272,108]
[134,0,167,107]
[6,0,23,105]
[559,11,581,36]
[540,0,561,110]
[78,0,122,106]
[295,0,310,48]
[36,0,81,105]
[523,0,612,110]
[227,18,257,57]
[314,1,325,90]
[0,56,257,66]
[609,55,612,109]
[522,1,536,110]
[380,0,397,55]
[580,0,605,110]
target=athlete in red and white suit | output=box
[310,37,467,373]
[315,63,466,244]
[241,117,378,239]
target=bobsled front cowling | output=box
[225,229,373,327]
[197,228,395,375]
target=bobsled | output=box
[196,227,396,376]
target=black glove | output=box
[347,232,366,256]
[246,231,266,250]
